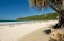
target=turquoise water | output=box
[0,20,28,22]
[0,20,42,25]
[0,20,41,22]
[0,20,29,25]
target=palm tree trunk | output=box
[58,12,64,27]
[53,13,64,29]
[48,5,64,28]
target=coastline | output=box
[0,20,58,41]
[0,20,58,26]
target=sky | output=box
[0,0,55,20]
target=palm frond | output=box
[29,0,62,10]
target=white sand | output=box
[0,20,58,41]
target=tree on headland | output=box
[17,13,58,20]
[29,0,64,28]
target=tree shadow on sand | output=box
[44,24,61,34]
[44,29,51,34]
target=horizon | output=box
[0,0,54,20]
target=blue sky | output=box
[0,0,55,20]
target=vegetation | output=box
[29,0,64,28]
[17,12,58,20]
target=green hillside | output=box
[17,12,58,20]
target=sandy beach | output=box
[0,20,58,41]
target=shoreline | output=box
[0,20,58,26]
[0,20,58,41]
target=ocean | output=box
[0,20,28,25]
[0,20,28,22]
[0,20,41,25]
